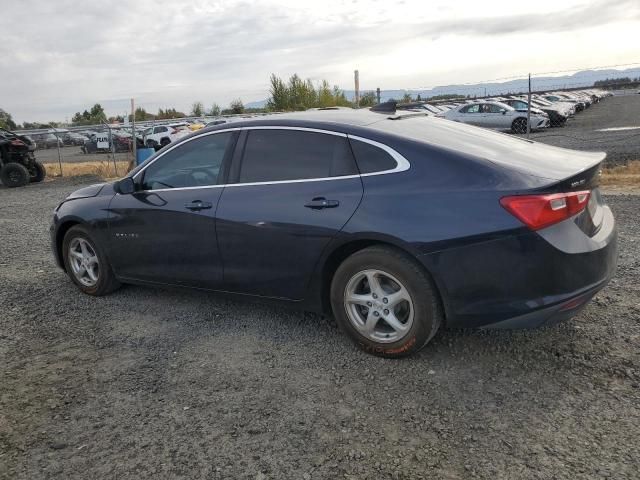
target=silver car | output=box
[440,101,550,134]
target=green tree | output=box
[209,103,221,116]
[71,103,108,125]
[359,91,377,107]
[229,99,244,114]
[191,101,204,117]
[267,74,290,111]
[401,93,413,103]
[0,108,17,129]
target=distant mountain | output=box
[244,67,640,107]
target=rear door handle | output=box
[304,197,339,210]
[184,200,213,211]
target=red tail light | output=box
[500,190,590,230]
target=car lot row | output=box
[400,88,612,134]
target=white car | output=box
[142,123,190,148]
[440,101,549,133]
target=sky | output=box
[2,0,639,123]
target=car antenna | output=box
[370,101,396,114]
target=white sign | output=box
[96,135,109,149]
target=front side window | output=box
[461,104,480,113]
[238,130,357,183]
[141,132,232,190]
[487,104,505,113]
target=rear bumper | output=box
[419,207,618,329]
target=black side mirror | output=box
[501,109,507,115]
[114,177,135,195]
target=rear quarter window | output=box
[349,139,397,174]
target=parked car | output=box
[62,132,89,146]
[543,94,585,112]
[50,110,617,357]
[32,133,63,149]
[498,98,568,127]
[441,101,549,133]
[142,123,190,149]
[0,127,46,187]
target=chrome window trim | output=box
[129,125,410,194]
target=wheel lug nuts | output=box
[383,298,388,304]
[366,302,372,307]
[384,309,389,315]
[372,293,378,299]
[373,311,380,317]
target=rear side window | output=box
[238,130,357,183]
[349,139,397,174]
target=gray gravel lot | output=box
[524,92,640,165]
[1,177,639,480]
[37,146,131,166]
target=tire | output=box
[62,225,121,296]
[30,161,46,183]
[511,117,528,134]
[0,162,30,188]
[160,137,171,147]
[145,139,157,148]
[330,246,442,358]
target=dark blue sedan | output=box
[50,109,617,357]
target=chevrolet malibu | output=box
[50,110,617,357]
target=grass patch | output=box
[601,160,640,187]
[46,161,132,179]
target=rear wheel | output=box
[30,161,46,183]
[62,225,121,296]
[511,117,528,134]
[160,137,171,147]
[330,246,442,358]
[0,162,30,187]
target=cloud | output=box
[1,0,638,122]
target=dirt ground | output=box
[1,177,639,480]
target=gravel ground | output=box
[523,92,640,166]
[1,177,639,480]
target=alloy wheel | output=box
[344,269,414,343]
[68,237,100,287]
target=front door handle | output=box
[304,197,340,210]
[184,200,213,211]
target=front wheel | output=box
[330,246,442,358]
[511,117,528,134]
[0,162,30,187]
[62,225,121,296]
[30,161,46,183]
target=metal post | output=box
[131,98,136,169]
[354,70,360,108]
[376,87,381,105]
[55,131,63,177]
[526,73,531,138]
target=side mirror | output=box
[501,109,507,115]
[114,177,135,195]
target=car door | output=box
[483,103,509,129]
[215,127,364,300]
[108,131,237,288]
[458,104,482,126]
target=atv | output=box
[0,128,46,187]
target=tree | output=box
[0,108,17,130]
[229,98,244,114]
[191,101,204,117]
[359,91,377,107]
[71,103,108,125]
[209,103,221,116]
[401,93,413,103]
[267,74,290,111]
[157,108,185,119]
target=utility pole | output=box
[526,73,531,138]
[354,70,360,108]
[131,98,136,167]
[376,87,381,104]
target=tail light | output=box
[500,191,590,230]
[10,139,25,147]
